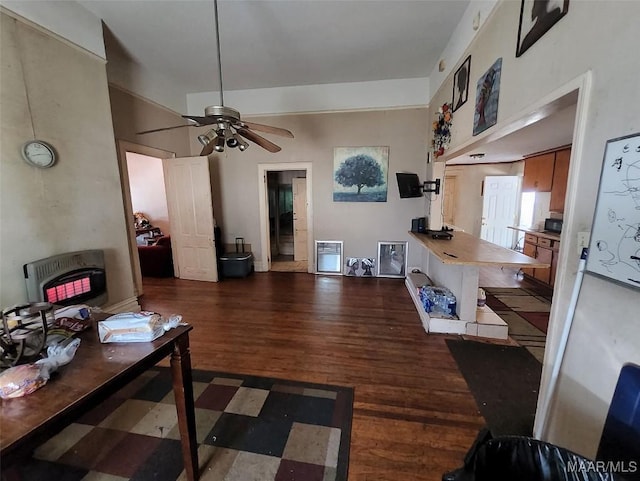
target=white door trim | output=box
[258,162,313,273]
[530,72,592,439]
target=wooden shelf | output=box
[405,273,467,336]
[405,273,507,339]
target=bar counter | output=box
[407,230,549,338]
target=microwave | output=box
[544,218,563,233]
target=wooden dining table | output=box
[0,315,199,481]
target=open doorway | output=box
[125,152,174,279]
[126,152,171,244]
[267,170,308,272]
[116,140,175,296]
[258,162,313,273]
[437,74,592,439]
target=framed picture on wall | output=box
[472,58,502,136]
[333,146,389,202]
[452,55,471,112]
[377,241,408,278]
[516,0,569,57]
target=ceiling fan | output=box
[136,0,293,154]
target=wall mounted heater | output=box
[23,250,107,307]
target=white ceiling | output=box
[76,0,576,163]
[79,0,469,95]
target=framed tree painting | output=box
[452,55,471,112]
[472,58,502,136]
[333,146,389,202]
[517,0,569,57]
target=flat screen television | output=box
[396,173,423,198]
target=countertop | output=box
[409,230,550,267]
[508,225,561,241]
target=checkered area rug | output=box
[482,286,552,362]
[19,367,354,481]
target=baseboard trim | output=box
[103,296,141,314]
[254,260,266,272]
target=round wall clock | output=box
[21,140,57,168]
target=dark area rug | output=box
[446,338,542,437]
[18,367,354,481]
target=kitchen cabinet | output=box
[550,148,571,212]
[523,152,555,191]
[534,244,553,284]
[550,246,559,287]
[521,232,559,287]
[522,240,537,277]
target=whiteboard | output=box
[585,132,640,289]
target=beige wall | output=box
[108,85,191,157]
[187,109,430,267]
[430,0,640,456]
[0,12,134,308]
[444,161,523,237]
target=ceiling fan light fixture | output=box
[197,129,216,146]
[237,136,249,151]
[214,134,226,152]
[223,127,238,147]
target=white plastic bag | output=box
[97,312,185,343]
[0,338,81,399]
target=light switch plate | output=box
[577,231,590,253]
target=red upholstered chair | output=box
[137,236,174,277]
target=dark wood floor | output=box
[141,267,545,480]
[140,272,485,480]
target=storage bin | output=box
[219,237,253,278]
[219,253,253,278]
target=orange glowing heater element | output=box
[46,277,91,303]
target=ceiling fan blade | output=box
[182,115,218,126]
[200,142,215,156]
[237,128,281,153]
[240,121,294,138]
[137,124,195,135]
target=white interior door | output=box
[163,156,218,281]
[481,175,520,248]
[293,177,308,261]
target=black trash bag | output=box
[443,429,630,481]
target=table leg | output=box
[171,333,199,481]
